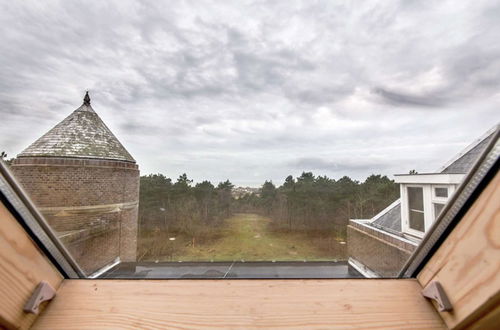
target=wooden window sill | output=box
[32,279,445,329]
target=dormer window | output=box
[395,174,464,238]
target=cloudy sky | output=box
[1,0,499,186]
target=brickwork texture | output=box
[347,221,416,277]
[11,157,139,275]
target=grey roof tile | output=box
[441,130,496,174]
[370,202,402,234]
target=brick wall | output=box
[59,222,120,273]
[11,157,139,274]
[347,220,417,277]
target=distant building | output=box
[232,186,260,199]
[11,92,139,275]
[348,125,498,277]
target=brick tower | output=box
[11,92,139,275]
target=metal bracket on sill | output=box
[23,281,56,314]
[422,281,452,312]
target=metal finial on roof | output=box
[83,91,91,105]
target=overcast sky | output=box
[1,0,499,186]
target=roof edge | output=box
[16,154,137,164]
[368,199,400,223]
[437,123,499,173]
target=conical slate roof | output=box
[18,92,135,163]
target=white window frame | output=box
[402,183,458,237]
[431,184,454,201]
[431,184,455,220]
[401,184,432,238]
[407,186,425,232]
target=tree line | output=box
[139,171,399,236]
[233,172,399,233]
[138,173,237,258]
[139,173,233,235]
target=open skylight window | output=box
[1,1,499,280]
[1,117,497,279]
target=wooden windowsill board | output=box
[32,279,445,329]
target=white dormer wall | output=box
[395,174,464,239]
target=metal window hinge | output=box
[23,281,56,314]
[422,281,452,312]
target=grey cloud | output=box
[372,87,448,108]
[0,0,499,186]
[285,84,355,105]
[445,49,500,97]
[289,157,392,173]
[120,122,164,135]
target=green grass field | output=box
[143,213,347,262]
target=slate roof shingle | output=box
[370,202,402,234]
[440,131,495,174]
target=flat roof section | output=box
[100,261,364,279]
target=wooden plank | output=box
[0,201,63,330]
[33,279,445,329]
[417,172,500,329]
[466,303,500,330]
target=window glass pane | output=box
[435,187,448,198]
[434,203,445,219]
[408,187,424,211]
[0,1,495,279]
[408,187,424,232]
[409,210,425,232]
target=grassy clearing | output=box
[140,213,347,262]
